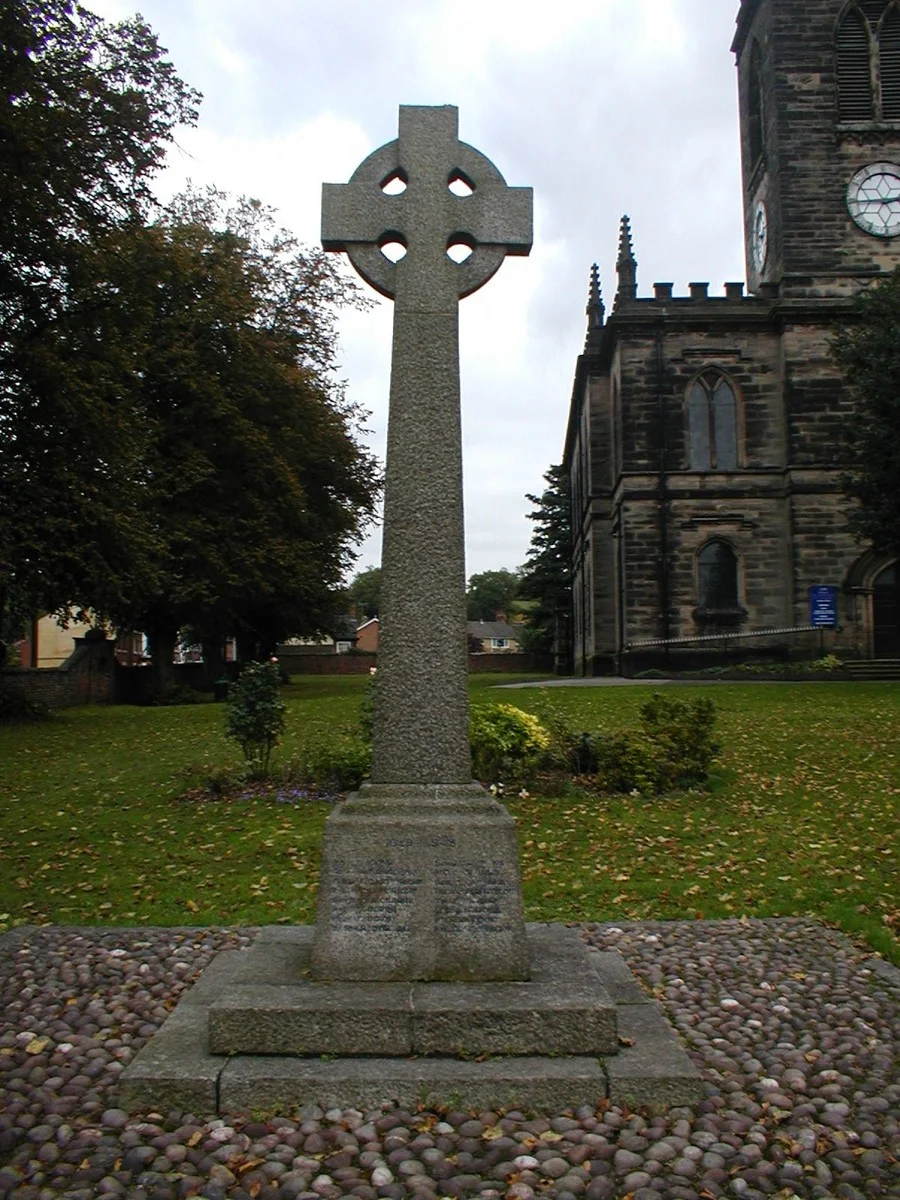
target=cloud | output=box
[83,0,748,579]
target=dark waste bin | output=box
[213,678,229,702]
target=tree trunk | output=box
[147,626,177,699]
[201,636,226,686]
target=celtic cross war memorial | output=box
[312,104,533,983]
[120,107,700,1114]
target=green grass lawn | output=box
[0,676,897,963]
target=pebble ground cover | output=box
[0,678,897,964]
[0,919,897,1199]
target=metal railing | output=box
[626,623,823,650]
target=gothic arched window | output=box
[838,7,875,120]
[687,370,739,471]
[611,374,622,474]
[836,2,900,121]
[697,541,742,619]
[748,42,764,166]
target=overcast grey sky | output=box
[91,0,747,581]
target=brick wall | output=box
[2,634,115,708]
[278,651,539,676]
[277,652,378,675]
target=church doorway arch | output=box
[873,563,900,658]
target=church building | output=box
[564,0,900,674]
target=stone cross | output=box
[322,105,532,784]
[313,107,532,981]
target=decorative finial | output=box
[586,263,605,334]
[615,215,637,305]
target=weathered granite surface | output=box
[315,105,534,982]
[312,785,528,981]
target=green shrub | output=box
[541,712,601,775]
[807,653,844,672]
[295,736,371,791]
[470,702,550,782]
[593,728,665,794]
[591,692,719,794]
[225,660,286,776]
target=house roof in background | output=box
[467,621,521,641]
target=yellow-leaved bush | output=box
[469,702,550,783]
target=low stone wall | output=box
[2,647,545,707]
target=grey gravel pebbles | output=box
[0,918,897,1200]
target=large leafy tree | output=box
[518,463,572,662]
[347,566,382,618]
[832,271,900,553]
[0,0,199,661]
[1,6,379,686]
[466,569,520,622]
[80,192,380,690]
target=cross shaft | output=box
[321,105,532,785]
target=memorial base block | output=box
[311,783,529,982]
[119,924,703,1116]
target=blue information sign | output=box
[809,585,838,627]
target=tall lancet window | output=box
[881,6,900,118]
[748,42,764,166]
[838,7,875,120]
[687,370,739,471]
[697,542,742,619]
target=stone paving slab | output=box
[117,951,241,1114]
[206,923,617,1057]
[209,982,414,1056]
[410,980,617,1056]
[230,923,314,983]
[586,948,652,1004]
[605,1000,703,1111]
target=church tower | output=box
[562,2,900,675]
[734,0,900,296]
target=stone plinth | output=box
[119,924,704,1116]
[311,784,528,982]
[209,924,616,1057]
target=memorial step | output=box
[207,924,618,1057]
[119,923,704,1116]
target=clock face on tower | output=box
[751,198,768,272]
[846,163,900,238]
